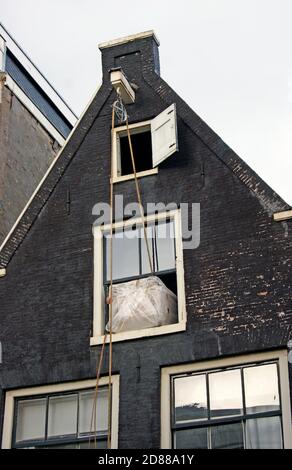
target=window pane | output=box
[156,220,175,271]
[105,227,139,280]
[246,416,283,449]
[141,220,175,274]
[141,225,154,275]
[79,388,108,434]
[211,422,244,449]
[174,427,208,449]
[209,369,243,418]
[48,394,78,437]
[16,398,46,442]
[174,374,208,423]
[244,364,280,414]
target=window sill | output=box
[112,167,158,184]
[90,320,186,346]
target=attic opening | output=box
[118,125,152,175]
[112,103,178,182]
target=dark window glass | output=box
[245,416,282,449]
[175,428,208,449]
[211,422,244,449]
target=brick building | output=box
[0,31,291,449]
[0,23,77,246]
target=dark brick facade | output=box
[0,34,291,449]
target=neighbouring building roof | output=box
[0,23,77,142]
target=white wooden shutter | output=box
[151,103,178,167]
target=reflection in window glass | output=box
[175,427,208,449]
[156,220,175,271]
[246,416,282,449]
[141,220,175,274]
[211,422,244,449]
[16,398,46,442]
[174,375,208,423]
[106,228,139,280]
[79,389,108,434]
[244,364,280,414]
[209,369,243,418]
[48,395,78,437]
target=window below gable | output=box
[91,209,186,345]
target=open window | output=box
[1,376,120,449]
[91,210,186,345]
[112,104,178,182]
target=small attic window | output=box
[112,104,178,182]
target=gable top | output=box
[0,31,289,269]
[98,30,160,50]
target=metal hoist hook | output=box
[112,90,128,124]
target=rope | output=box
[89,332,107,447]
[125,116,154,274]
[106,105,115,449]
[90,95,155,450]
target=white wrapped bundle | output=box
[106,276,177,333]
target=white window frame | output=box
[112,119,158,183]
[161,350,292,449]
[112,104,178,183]
[91,209,186,346]
[1,375,120,449]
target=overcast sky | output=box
[1,0,291,204]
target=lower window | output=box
[1,376,119,449]
[161,351,292,449]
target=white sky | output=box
[1,0,291,204]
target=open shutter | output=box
[151,103,178,167]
